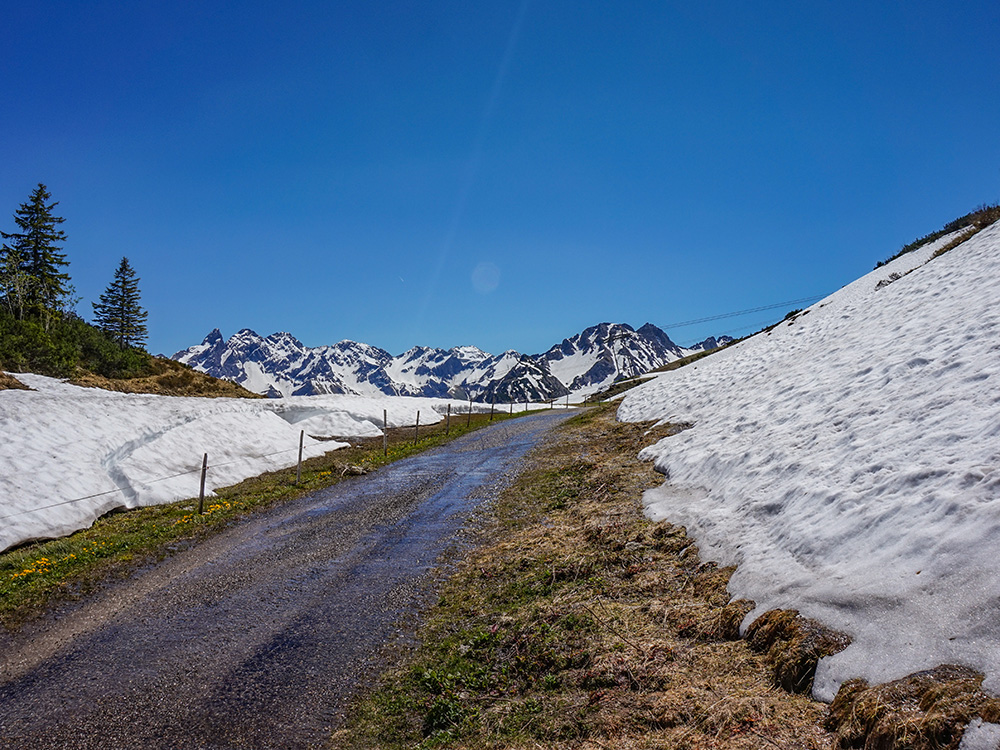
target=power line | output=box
[678,317,786,348]
[661,295,826,330]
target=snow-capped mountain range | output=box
[172,323,730,401]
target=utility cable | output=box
[660,295,825,330]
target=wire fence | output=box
[678,315,804,348]
[0,444,306,522]
[0,403,492,523]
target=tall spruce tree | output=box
[93,257,148,349]
[0,184,70,322]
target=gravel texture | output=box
[0,410,571,749]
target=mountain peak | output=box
[450,345,490,360]
[173,321,727,400]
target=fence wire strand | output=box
[0,444,308,522]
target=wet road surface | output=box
[0,411,571,749]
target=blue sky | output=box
[2,1,998,356]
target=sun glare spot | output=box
[472,262,501,294]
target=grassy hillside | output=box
[876,203,1000,268]
[0,308,259,398]
[0,308,148,378]
[70,356,263,398]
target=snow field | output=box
[618,222,1000,702]
[0,379,496,552]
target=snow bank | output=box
[618,222,1000,702]
[960,719,1000,750]
[0,378,494,552]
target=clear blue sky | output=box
[3,1,998,356]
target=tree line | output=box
[0,183,152,378]
[0,183,148,349]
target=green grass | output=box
[0,409,531,630]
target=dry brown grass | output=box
[334,403,1000,750]
[745,610,850,695]
[337,404,836,749]
[69,356,262,398]
[828,665,1000,750]
[0,372,31,391]
[931,205,1000,262]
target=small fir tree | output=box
[93,257,148,349]
[0,184,70,323]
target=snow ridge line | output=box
[101,417,207,506]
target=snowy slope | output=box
[384,345,491,397]
[540,321,701,396]
[461,351,569,403]
[618,222,1000,702]
[0,377,493,552]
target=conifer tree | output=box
[0,184,70,322]
[93,257,148,349]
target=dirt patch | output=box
[336,404,836,749]
[0,372,31,391]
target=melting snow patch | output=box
[619,223,1000,701]
[960,720,1000,750]
[0,377,494,552]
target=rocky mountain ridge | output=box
[173,323,731,401]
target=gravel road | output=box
[0,410,571,749]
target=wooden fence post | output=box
[383,409,388,456]
[490,397,495,421]
[296,430,304,484]
[467,396,472,428]
[198,453,208,514]
[446,403,451,435]
[414,411,420,445]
